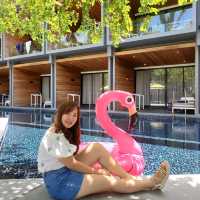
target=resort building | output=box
[1,2,200,198]
[0,0,200,114]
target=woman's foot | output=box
[150,160,170,190]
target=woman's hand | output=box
[96,168,112,176]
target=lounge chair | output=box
[172,97,195,113]
[43,113,52,122]
[43,100,52,108]
[4,100,10,106]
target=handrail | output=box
[132,93,144,110]
[0,94,9,106]
[67,93,80,106]
[30,93,42,107]
[0,118,9,151]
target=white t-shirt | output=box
[37,128,77,173]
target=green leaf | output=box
[0,0,193,47]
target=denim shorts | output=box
[43,167,84,200]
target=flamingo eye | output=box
[126,96,133,104]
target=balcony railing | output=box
[5,39,43,58]
[2,25,103,58]
[0,5,195,58]
[123,5,193,39]
[47,23,103,51]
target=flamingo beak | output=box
[128,106,137,117]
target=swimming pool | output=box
[0,111,200,178]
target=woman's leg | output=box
[76,174,151,199]
[75,143,131,179]
[76,161,169,199]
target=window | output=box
[136,66,194,106]
[82,72,108,104]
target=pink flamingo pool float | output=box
[81,90,145,176]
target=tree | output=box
[0,0,194,46]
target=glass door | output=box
[184,67,195,97]
[150,69,165,106]
[82,74,92,104]
[136,66,194,107]
[92,73,103,103]
[82,72,108,105]
[167,68,183,104]
[41,76,51,102]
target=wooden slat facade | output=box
[56,63,81,107]
[114,58,135,111]
[13,62,50,107]
[0,67,9,94]
[116,44,195,68]
[0,77,9,94]
[57,53,108,72]
[115,57,135,93]
[13,68,41,106]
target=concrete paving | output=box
[0,178,42,200]
[0,174,200,200]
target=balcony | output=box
[123,5,193,40]
[2,24,103,59]
[47,23,103,52]
[4,34,43,58]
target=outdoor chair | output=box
[43,100,52,108]
[172,96,195,113]
[4,100,10,106]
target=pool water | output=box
[1,111,200,145]
[0,111,200,178]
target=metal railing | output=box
[30,93,42,107]
[67,93,80,106]
[0,94,9,106]
[7,40,43,57]
[132,93,144,110]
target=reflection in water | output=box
[43,113,52,122]
[0,111,200,145]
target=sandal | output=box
[151,161,170,190]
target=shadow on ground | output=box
[0,174,199,200]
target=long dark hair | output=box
[53,101,81,154]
